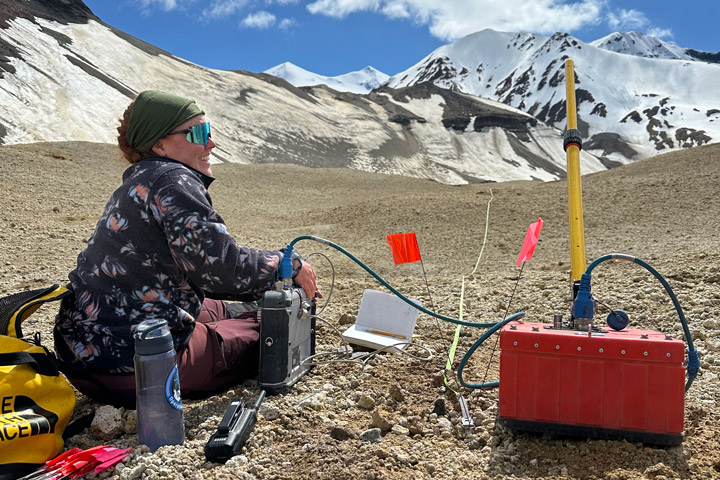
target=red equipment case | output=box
[498,321,685,445]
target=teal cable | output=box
[287,235,502,328]
[457,312,525,389]
[584,254,699,390]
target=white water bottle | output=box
[134,318,184,451]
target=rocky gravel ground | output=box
[1,141,719,480]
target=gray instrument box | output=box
[258,288,315,395]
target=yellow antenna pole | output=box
[564,59,586,286]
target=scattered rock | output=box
[467,435,487,450]
[406,415,424,435]
[226,455,249,468]
[125,464,145,480]
[298,392,326,410]
[330,426,357,441]
[356,394,376,410]
[373,447,391,459]
[436,417,453,433]
[338,313,356,325]
[390,424,410,436]
[259,402,281,421]
[370,408,394,431]
[7,141,720,480]
[389,384,405,402]
[122,410,137,434]
[644,463,678,479]
[90,405,123,440]
[360,428,382,443]
[432,397,447,416]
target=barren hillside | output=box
[1,141,718,479]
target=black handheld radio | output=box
[204,390,266,463]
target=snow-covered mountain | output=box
[385,29,720,165]
[264,62,389,94]
[0,0,608,185]
[591,31,720,63]
[590,32,694,60]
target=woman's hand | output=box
[294,261,322,300]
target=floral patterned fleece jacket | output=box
[54,158,294,374]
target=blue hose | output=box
[584,254,699,391]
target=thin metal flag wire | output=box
[387,231,460,391]
[475,217,543,408]
[477,261,525,391]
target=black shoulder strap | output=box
[63,412,96,440]
[0,285,72,338]
[0,350,60,376]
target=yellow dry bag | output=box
[0,285,76,479]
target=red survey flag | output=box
[386,232,422,265]
[516,217,543,266]
[23,445,131,479]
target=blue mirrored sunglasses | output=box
[169,121,211,145]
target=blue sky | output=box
[83,0,719,77]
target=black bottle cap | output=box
[134,318,174,355]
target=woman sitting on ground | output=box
[54,90,320,407]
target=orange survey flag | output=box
[516,218,543,266]
[386,232,422,265]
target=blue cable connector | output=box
[572,273,594,320]
[280,245,295,288]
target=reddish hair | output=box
[117,99,156,164]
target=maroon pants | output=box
[177,299,259,394]
[61,299,260,407]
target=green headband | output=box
[126,90,205,152]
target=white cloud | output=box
[198,1,296,30]
[202,0,250,20]
[279,18,297,29]
[606,8,672,39]
[241,10,277,28]
[134,0,180,12]
[607,8,648,31]
[648,27,673,40]
[307,0,380,18]
[381,3,410,19]
[305,0,605,40]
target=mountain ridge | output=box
[0,1,611,185]
[590,31,720,63]
[266,28,719,167]
[383,29,720,165]
[264,62,389,94]
[2,1,717,185]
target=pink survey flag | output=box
[517,217,543,266]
